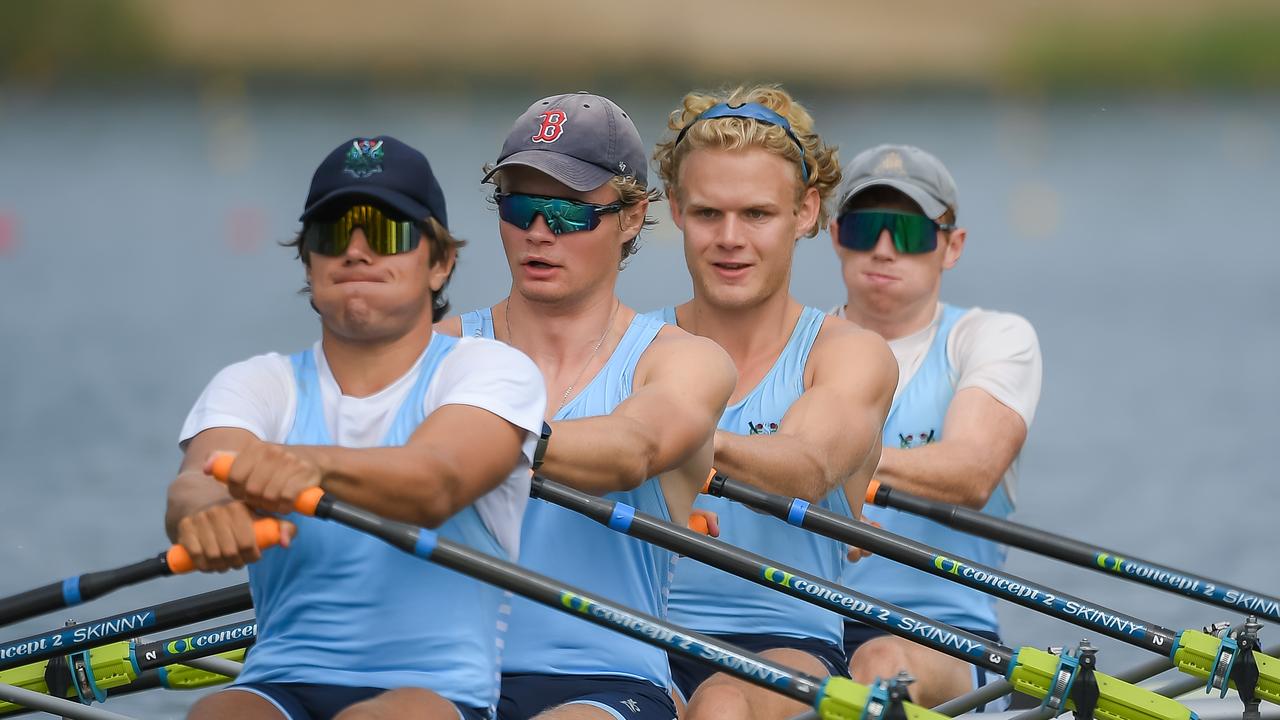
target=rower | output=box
[648,84,898,720]
[829,144,1043,709]
[435,93,735,720]
[164,136,547,720]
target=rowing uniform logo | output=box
[899,428,936,449]
[620,698,641,713]
[748,421,779,435]
[532,110,567,143]
[344,140,385,178]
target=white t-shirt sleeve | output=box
[178,354,296,448]
[947,309,1043,428]
[427,338,547,559]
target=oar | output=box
[864,480,1280,623]
[0,620,255,716]
[704,473,1280,709]
[205,453,946,720]
[530,476,1193,720]
[0,584,252,673]
[0,520,280,628]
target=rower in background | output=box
[830,144,1043,710]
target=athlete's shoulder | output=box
[642,322,736,387]
[810,313,897,386]
[446,335,539,376]
[433,315,463,338]
[208,350,295,390]
[950,307,1040,357]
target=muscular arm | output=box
[165,427,259,542]
[538,333,735,496]
[873,387,1027,508]
[715,323,897,503]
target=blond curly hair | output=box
[653,84,841,237]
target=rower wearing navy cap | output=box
[166,135,547,719]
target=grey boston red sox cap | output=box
[482,91,648,191]
[835,144,958,220]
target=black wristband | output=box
[531,421,552,470]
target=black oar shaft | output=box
[872,484,1280,623]
[131,619,257,673]
[0,556,168,629]
[313,495,828,706]
[530,478,1014,674]
[709,475,1180,656]
[0,584,252,672]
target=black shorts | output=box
[498,673,677,720]
[666,633,850,702]
[229,682,490,720]
[843,621,1010,713]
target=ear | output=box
[941,227,967,270]
[428,244,457,292]
[620,197,649,240]
[668,191,686,231]
[796,185,821,237]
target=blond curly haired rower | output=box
[647,86,897,720]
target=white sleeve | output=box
[178,354,296,448]
[427,338,547,559]
[947,309,1043,428]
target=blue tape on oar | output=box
[414,530,438,560]
[62,576,82,606]
[609,503,636,533]
[787,499,810,527]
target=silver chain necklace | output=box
[505,297,620,410]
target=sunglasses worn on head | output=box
[836,209,954,254]
[496,192,624,235]
[303,204,424,257]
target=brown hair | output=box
[285,216,465,322]
[653,84,841,237]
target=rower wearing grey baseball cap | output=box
[437,92,735,720]
[829,144,1042,710]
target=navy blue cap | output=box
[301,136,448,229]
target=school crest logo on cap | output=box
[875,151,906,177]
[344,139,385,178]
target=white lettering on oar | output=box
[697,647,789,685]
[71,611,154,644]
[1225,591,1280,617]
[1062,601,1144,636]
[895,617,985,655]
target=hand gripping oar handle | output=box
[206,454,926,720]
[865,480,1280,624]
[165,519,283,574]
[534,475,1195,720]
[711,474,1280,706]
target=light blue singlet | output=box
[842,304,1013,632]
[238,334,509,710]
[651,305,855,647]
[460,309,676,688]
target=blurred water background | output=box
[1,1,1279,716]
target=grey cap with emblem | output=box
[835,144,958,220]
[482,91,648,191]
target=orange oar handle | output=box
[865,478,881,504]
[688,513,710,535]
[165,518,284,574]
[700,468,717,494]
[207,451,326,518]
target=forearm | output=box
[165,471,235,541]
[309,445,501,528]
[875,443,1002,508]
[713,430,837,503]
[539,416,660,495]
